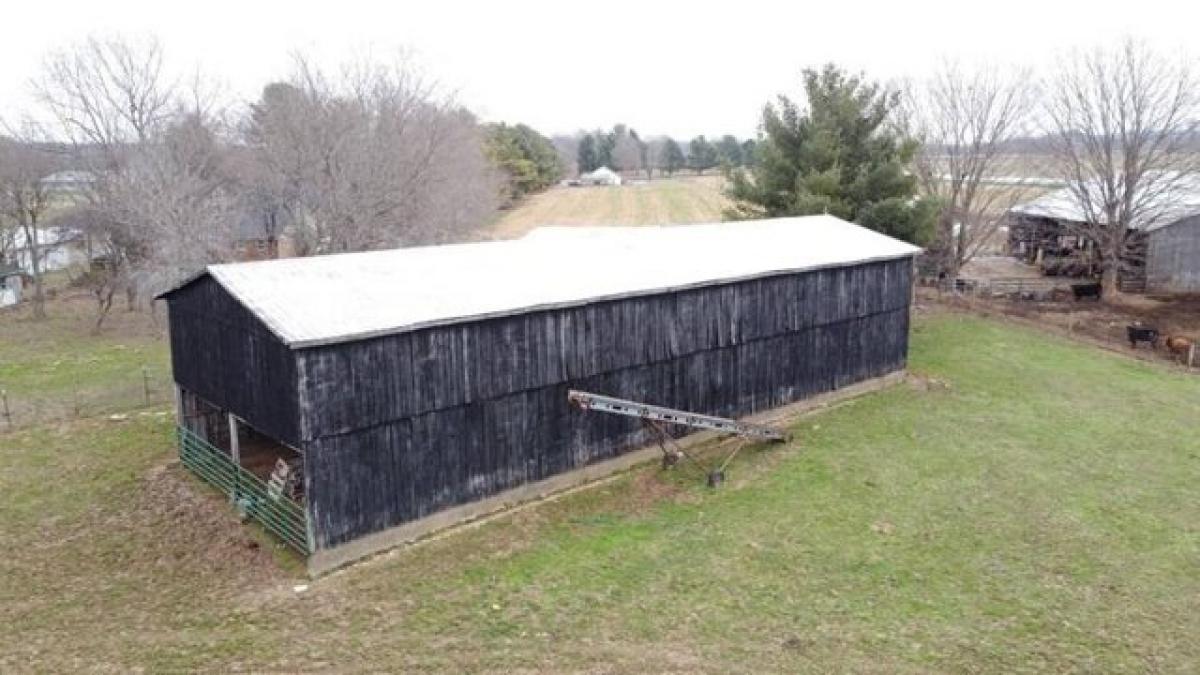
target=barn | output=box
[159,215,920,573]
[1008,180,1200,293]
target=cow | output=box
[1071,283,1102,301]
[1127,324,1160,350]
[1164,335,1195,365]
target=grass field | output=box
[3,307,1200,671]
[0,293,171,428]
[491,174,731,238]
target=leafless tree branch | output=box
[902,61,1038,275]
[1043,39,1200,298]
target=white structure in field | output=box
[580,166,622,186]
[10,227,90,274]
[0,264,22,308]
[39,170,97,196]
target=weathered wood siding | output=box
[166,276,300,446]
[299,258,913,548]
[1147,216,1200,293]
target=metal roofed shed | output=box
[1008,174,1200,232]
[1008,177,1200,293]
[159,215,920,573]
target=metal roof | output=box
[168,215,921,348]
[1009,175,1200,231]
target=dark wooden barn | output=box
[159,215,920,573]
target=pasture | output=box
[491,174,731,237]
[3,295,1200,671]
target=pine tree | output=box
[577,135,599,173]
[725,64,936,244]
[484,123,564,202]
[740,139,757,167]
[661,138,685,176]
[716,135,743,166]
[688,136,718,174]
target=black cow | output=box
[1127,324,1160,350]
[1071,283,1102,301]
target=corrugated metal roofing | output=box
[178,215,921,348]
[1009,175,1200,230]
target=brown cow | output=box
[1164,335,1195,365]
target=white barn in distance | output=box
[579,166,622,186]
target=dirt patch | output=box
[132,460,298,583]
[907,372,954,393]
[920,287,1200,370]
[622,462,694,508]
[960,255,1045,280]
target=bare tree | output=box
[244,54,499,255]
[903,62,1036,276]
[35,35,175,159]
[641,137,664,181]
[1043,39,1200,298]
[34,36,240,329]
[34,35,175,323]
[112,107,240,303]
[0,131,61,318]
[0,201,16,266]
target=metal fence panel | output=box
[176,426,311,555]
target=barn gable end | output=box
[166,275,301,446]
[1147,215,1200,293]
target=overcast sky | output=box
[1,0,1197,140]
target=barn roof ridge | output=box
[161,215,921,349]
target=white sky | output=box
[1,0,1197,139]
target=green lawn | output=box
[2,313,1199,672]
[0,294,170,427]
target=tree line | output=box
[725,40,1199,298]
[565,126,757,179]
[0,37,563,327]
[3,34,1194,321]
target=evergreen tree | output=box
[726,64,936,244]
[740,139,758,167]
[595,129,617,168]
[716,135,743,166]
[687,135,718,174]
[484,123,564,202]
[577,134,599,173]
[661,137,685,176]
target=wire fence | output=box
[0,364,174,432]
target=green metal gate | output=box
[176,426,311,555]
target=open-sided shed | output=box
[160,215,920,573]
[1008,178,1200,293]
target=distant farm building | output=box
[232,200,297,261]
[0,263,22,308]
[9,227,90,275]
[39,170,97,196]
[1008,179,1200,293]
[159,216,919,573]
[579,166,622,186]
